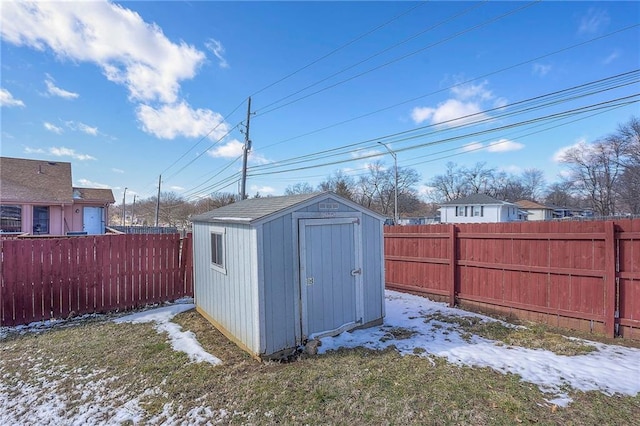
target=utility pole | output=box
[132,195,137,225]
[122,187,128,226]
[378,142,398,225]
[155,175,161,227]
[240,97,252,200]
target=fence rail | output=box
[1,233,193,327]
[385,219,640,340]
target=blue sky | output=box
[1,1,639,203]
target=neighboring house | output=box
[0,156,115,235]
[191,192,385,360]
[439,193,521,223]
[515,200,555,221]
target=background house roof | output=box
[440,194,516,206]
[73,187,115,204]
[0,156,73,204]
[515,200,553,210]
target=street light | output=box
[122,187,128,226]
[377,142,398,225]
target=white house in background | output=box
[439,193,521,223]
[516,200,555,221]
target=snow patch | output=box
[319,290,640,406]
[114,302,222,366]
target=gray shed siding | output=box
[193,193,385,358]
[193,222,260,353]
[259,213,298,355]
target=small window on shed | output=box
[210,228,226,274]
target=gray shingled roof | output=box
[0,156,73,204]
[440,193,515,206]
[191,192,323,223]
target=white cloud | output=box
[205,38,229,69]
[552,138,588,163]
[24,145,96,161]
[112,168,125,174]
[417,185,436,198]
[450,81,493,101]
[77,123,98,135]
[208,139,269,165]
[77,178,110,189]
[137,101,229,140]
[412,99,484,126]
[63,120,100,136]
[486,138,524,153]
[1,1,205,104]
[0,88,25,107]
[532,63,552,77]
[209,139,243,158]
[50,147,96,161]
[500,165,522,174]
[351,148,382,159]
[45,75,79,99]
[461,142,484,152]
[169,185,185,191]
[250,185,275,195]
[44,121,64,134]
[24,147,46,155]
[603,49,620,65]
[578,8,610,35]
[411,80,499,126]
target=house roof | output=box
[440,193,516,206]
[515,200,553,210]
[73,187,115,204]
[0,156,73,204]
[191,192,384,224]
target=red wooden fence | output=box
[0,233,193,327]
[385,219,640,340]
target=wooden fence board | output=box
[384,219,640,339]
[0,233,193,327]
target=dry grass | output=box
[1,309,639,425]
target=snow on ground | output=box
[2,290,640,424]
[320,290,640,407]
[114,300,222,366]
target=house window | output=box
[210,228,226,274]
[473,206,483,217]
[0,205,22,233]
[33,206,49,234]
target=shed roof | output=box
[191,192,384,224]
[0,156,73,204]
[440,193,516,206]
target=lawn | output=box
[1,292,639,425]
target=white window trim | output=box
[210,226,227,275]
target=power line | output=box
[248,70,640,172]
[254,0,541,117]
[252,24,639,154]
[249,1,428,98]
[254,0,488,113]
[246,94,640,177]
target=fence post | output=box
[449,224,457,307]
[604,221,616,338]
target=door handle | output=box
[351,268,361,276]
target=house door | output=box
[299,218,363,340]
[83,207,104,234]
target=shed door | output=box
[299,218,363,340]
[83,207,104,234]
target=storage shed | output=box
[191,192,386,359]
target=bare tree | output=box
[427,162,470,202]
[520,168,546,201]
[318,171,355,200]
[560,136,629,216]
[285,182,315,195]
